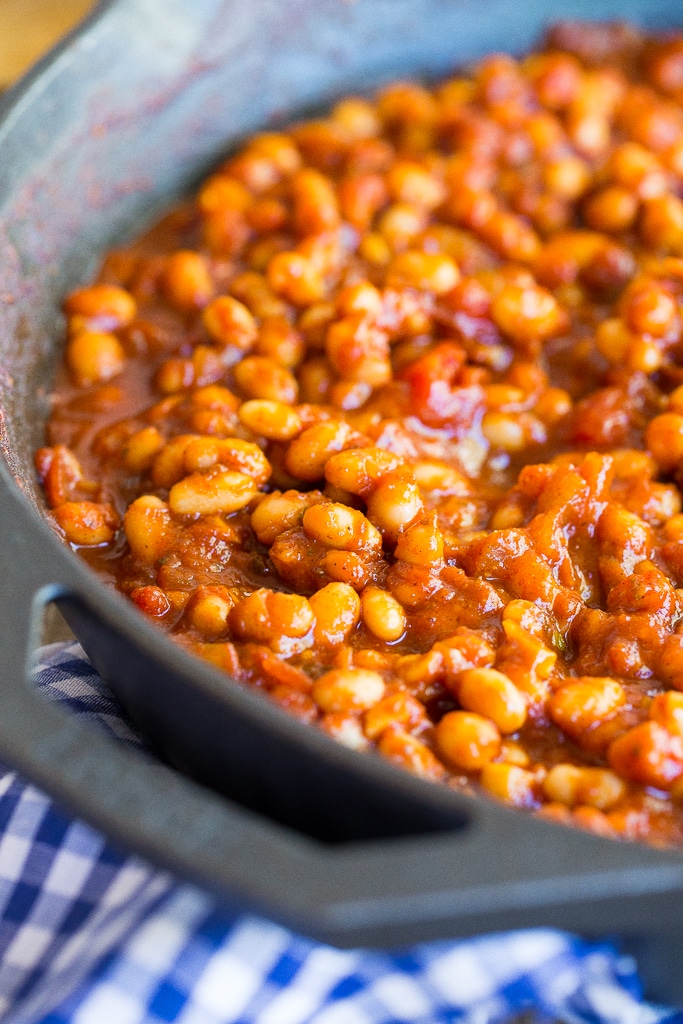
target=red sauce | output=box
[36,22,683,847]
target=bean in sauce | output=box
[36,21,683,848]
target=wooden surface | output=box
[0,0,95,88]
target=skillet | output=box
[1,0,683,1002]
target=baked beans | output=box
[37,21,683,848]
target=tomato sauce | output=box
[36,22,683,847]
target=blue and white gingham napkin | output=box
[0,642,681,1024]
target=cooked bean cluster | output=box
[37,21,683,847]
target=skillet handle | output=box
[0,476,489,946]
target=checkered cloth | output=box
[0,643,681,1023]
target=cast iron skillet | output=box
[1,0,683,1002]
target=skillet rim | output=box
[1,0,683,965]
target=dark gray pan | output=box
[1,0,682,1003]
